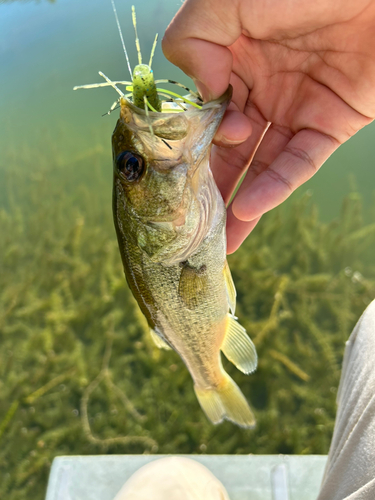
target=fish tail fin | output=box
[194,374,255,429]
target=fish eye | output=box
[116,151,145,182]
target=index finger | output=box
[162,0,242,100]
[232,128,339,222]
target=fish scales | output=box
[112,86,258,428]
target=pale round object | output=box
[113,457,231,500]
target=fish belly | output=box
[141,227,256,429]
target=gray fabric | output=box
[317,299,375,500]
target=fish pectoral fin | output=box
[221,314,257,374]
[178,262,208,310]
[224,260,236,314]
[194,374,256,428]
[149,327,172,350]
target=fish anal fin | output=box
[149,327,172,350]
[224,260,236,314]
[194,374,255,428]
[221,314,257,374]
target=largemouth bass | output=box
[112,86,257,428]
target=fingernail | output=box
[193,79,213,103]
[215,135,246,147]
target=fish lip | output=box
[121,85,233,117]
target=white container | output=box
[45,454,327,500]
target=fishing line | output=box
[110,0,133,79]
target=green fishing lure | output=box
[74,3,202,116]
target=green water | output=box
[1,1,375,499]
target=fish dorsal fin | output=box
[178,263,208,310]
[221,314,257,374]
[149,327,172,350]
[224,260,236,314]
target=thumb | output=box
[162,0,242,101]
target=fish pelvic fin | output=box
[221,313,257,374]
[194,374,255,429]
[149,327,172,350]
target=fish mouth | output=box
[119,85,233,149]
[121,85,233,118]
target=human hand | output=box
[162,0,375,253]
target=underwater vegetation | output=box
[1,140,375,499]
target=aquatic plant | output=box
[0,141,374,499]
